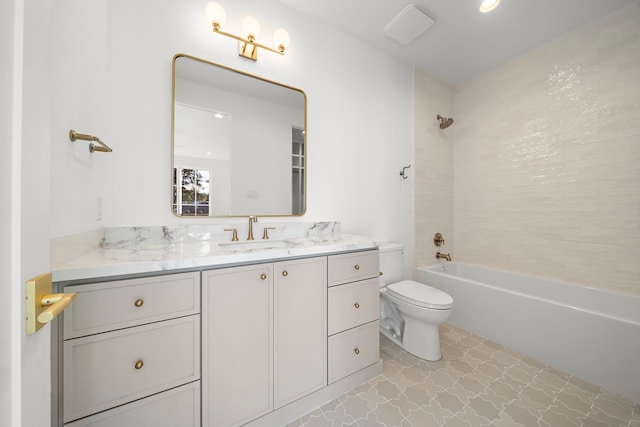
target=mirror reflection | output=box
[172,54,306,217]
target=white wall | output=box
[48,0,414,253]
[49,0,108,239]
[5,1,57,427]
[453,2,640,295]
[1,0,19,424]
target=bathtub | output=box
[415,263,640,403]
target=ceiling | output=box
[276,0,637,86]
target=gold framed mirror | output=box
[172,54,306,217]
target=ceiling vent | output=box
[384,4,434,45]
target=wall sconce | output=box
[205,2,290,61]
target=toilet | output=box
[378,243,454,361]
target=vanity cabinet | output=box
[60,272,201,426]
[54,245,382,427]
[202,256,327,427]
[327,251,380,384]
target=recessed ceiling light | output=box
[479,0,500,13]
[214,113,224,119]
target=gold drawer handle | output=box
[354,347,360,355]
[134,360,144,370]
[260,273,267,280]
[354,302,360,309]
[134,299,144,308]
[354,264,360,270]
[282,271,288,277]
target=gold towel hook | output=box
[69,130,113,153]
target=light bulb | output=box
[273,28,290,53]
[242,16,261,40]
[479,0,500,13]
[206,2,226,28]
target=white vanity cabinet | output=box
[327,250,380,384]
[202,256,327,427]
[54,242,383,427]
[59,272,201,426]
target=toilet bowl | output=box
[378,243,454,361]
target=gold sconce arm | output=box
[69,129,113,153]
[214,27,285,56]
[26,272,77,335]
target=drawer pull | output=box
[260,273,267,280]
[134,299,144,308]
[134,360,144,370]
[354,347,360,355]
[354,264,360,270]
[354,302,360,309]
[282,270,288,277]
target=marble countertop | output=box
[51,232,378,282]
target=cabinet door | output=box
[274,257,327,408]
[202,264,273,427]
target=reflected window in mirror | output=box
[173,167,211,216]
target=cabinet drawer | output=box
[63,272,200,339]
[328,250,379,286]
[328,321,379,384]
[63,315,200,423]
[65,381,200,427]
[328,278,379,335]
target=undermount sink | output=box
[218,239,295,253]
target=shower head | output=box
[437,114,454,129]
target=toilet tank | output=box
[377,242,404,287]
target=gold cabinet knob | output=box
[379,271,384,276]
[134,299,144,308]
[134,360,144,370]
[354,264,360,270]
[282,271,288,277]
[260,273,267,280]
[354,348,360,355]
[354,302,360,309]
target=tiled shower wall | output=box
[413,72,454,269]
[452,2,640,295]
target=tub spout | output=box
[436,252,452,262]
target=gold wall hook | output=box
[69,130,113,153]
[26,272,77,334]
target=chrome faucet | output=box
[247,215,258,240]
[436,252,452,262]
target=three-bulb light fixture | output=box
[205,2,290,61]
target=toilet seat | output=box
[386,280,453,310]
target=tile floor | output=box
[286,323,640,427]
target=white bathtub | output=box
[415,263,640,403]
